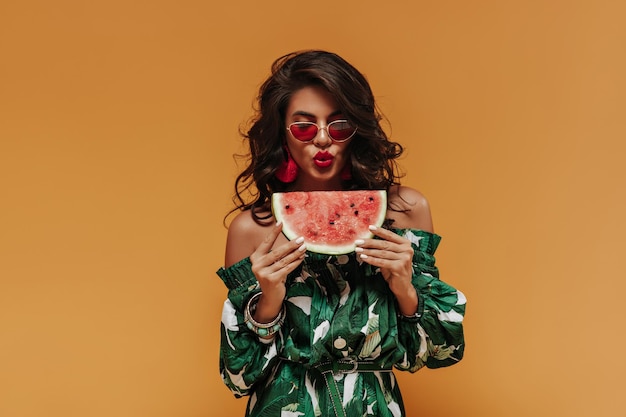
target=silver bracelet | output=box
[244,292,286,337]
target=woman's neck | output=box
[288,177,345,192]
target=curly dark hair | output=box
[228,50,404,224]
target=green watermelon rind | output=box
[271,190,388,255]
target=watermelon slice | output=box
[271,190,387,255]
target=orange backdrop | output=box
[1,1,625,416]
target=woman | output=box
[218,50,466,417]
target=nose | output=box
[313,125,332,148]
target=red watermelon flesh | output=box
[271,190,387,254]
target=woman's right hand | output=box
[249,222,306,322]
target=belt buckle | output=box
[336,358,358,375]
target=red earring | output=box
[340,160,352,181]
[276,146,298,183]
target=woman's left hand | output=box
[355,226,418,315]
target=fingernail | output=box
[360,253,368,259]
[355,247,363,253]
[295,236,305,244]
[298,243,307,251]
[354,239,365,245]
[369,225,377,231]
[276,221,282,227]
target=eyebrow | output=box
[291,110,343,118]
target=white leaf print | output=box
[369,345,381,359]
[281,409,304,417]
[359,330,380,358]
[360,300,380,335]
[416,324,428,358]
[342,373,357,407]
[288,296,312,316]
[404,230,423,247]
[387,400,402,417]
[456,290,467,305]
[262,342,278,371]
[221,300,239,331]
[221,300,239,350]
[313,320,330,344]
[224,364,251,393]
[305,373,320,415]
[437,309,464,323]
[430,343,460,361]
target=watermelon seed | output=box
[354,210,359,215]
[329,221,335,225]
[285,204,290,209]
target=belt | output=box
[312,358,393,417]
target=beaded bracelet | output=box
[244,292,286,338]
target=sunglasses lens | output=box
[288,121,356,141]
[328,121,356,141]
[289,123,318,141]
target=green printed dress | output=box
[218,229,465,417]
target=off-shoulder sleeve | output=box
[393,229,466,372]
[217,258,284,397]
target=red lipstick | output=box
[313,151,333,168]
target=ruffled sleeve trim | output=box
[391,228,441,255]
[216,257,257,290]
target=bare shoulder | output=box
[224,209,273,267]
[386,185,434,232]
